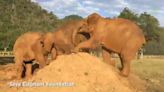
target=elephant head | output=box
[72,19,90,45]
[87,13,102,25]
[79,13,105,34]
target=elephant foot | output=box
[118,67,123,71]
[25,63,32,79]
[120,70,129,77]
[46,60,50,65]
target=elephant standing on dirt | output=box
[13,32,47,79]
[43,20,90,58]
[73,13,146,77]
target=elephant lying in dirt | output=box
[13,32,47,79]
[43,20,90,58]
[73,13,146,77]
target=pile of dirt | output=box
[2,53,146,92]
[0,64,16,80]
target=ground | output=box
[132,58,164,92]
[0,53,164,92]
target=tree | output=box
[0,0,60,50]
[62,15,83,21]
[118,8,160,41]
[138,12,160,41]
[144,28,164,55]
[118,7,139,23]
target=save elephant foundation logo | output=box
[8,81,75,87]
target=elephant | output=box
[43,20,90,58]
[73,13,146,77]
[13,32,48,79]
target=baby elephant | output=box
[13,32,47,79]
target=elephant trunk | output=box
[72,29,78,46]
[43,32,54,53]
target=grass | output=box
[131,58,164,92]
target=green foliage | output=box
[62,15,83,22]
[139,12,160,41]
[118,7,139,22]
[0,0,60,50]
[58,15,83,27]
[144,28,164,55]
[0,0,83,50]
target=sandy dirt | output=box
[0,52,146,92]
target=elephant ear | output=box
[87,13,102,25]
[72,20,88,45]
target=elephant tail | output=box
[142,36,146,45]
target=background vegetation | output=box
[118,8,164,55]
[0,0,164,55]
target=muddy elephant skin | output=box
[74,13,146,77]
[43,20,89,58]
[13,32,46,79]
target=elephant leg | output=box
[25,62,32,79]
[44,55,48,65]
[120,48,139,77]
[119,55,131,77]
[102,48,115,66]
[73,38,97,52]
[15,58,23,79]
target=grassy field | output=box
[131,58,164,92]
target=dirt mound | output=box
[3,53,146,92]
[0,64,16,80]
